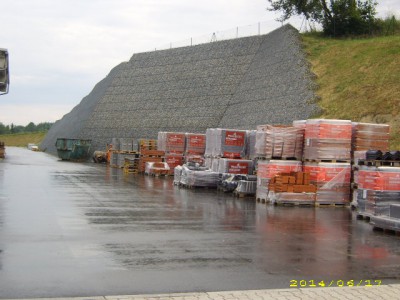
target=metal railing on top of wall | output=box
[152,21,280,52]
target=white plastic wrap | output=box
[255,125,304,160]
[179,165,219,187]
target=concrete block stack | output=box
[108,138,139,168]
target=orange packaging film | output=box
[256,160,302,201]
[303,162,351,203]
[352,122,390,152]
[304,119,352,160]
[357,167,400,191]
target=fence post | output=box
[236,27,239,38]
[258,22,260,35]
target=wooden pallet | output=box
[304,159,351,164]
[233,191,255,198]
[356,213,371,221]
[358,160,400,167]
[315,202,349,208]
[256,197,268,203]
[275,201,315,207]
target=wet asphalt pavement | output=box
[0,147,400,298]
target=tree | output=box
[25,122,36,132]
[267,0,379,36]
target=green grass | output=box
[0,132,47,148]
[302,34,400,149]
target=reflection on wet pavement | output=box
[0,147,399,298]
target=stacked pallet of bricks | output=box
[303,119,352,206]
[303,162,351,206]
[109,138,139,168]
[268,171,316,206]
[158,132,185,175]
[255,124,304,203]
[185,133,206,165]
[124,157,139,174]
[354,154,400,218]
[0,141,5,158]
[255,124,304,160]
[138,139,164,173]
[256,160,302,203]
[205,128,249,172]
[351,123,391,216]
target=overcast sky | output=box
[1,0,399,126]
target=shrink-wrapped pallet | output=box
[174,166,183,184]
[157,132,186,154]
[205,128,216,157]
[185,133,206,155]
[303,162,351,204]
[269,192,316,204]
[211,128,247,158]
[165,154,184,174]
[145,162,170,175]
[180,165,219,188]
[217,159,254,175]
[235,180,257,195]
[304,119,352,161]
[255,125,304,160]
[246,130,257,159]
[352,122,390,152]
[256,160,302,202]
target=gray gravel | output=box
[41,24,319,155]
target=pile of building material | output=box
[303,162,351,205]
[185,133,206,165]
[108,138,139,168]
[145,162,170,177]
[205,128,247,159]
[217,159,254,175]
[256,160,302,203]
[304,119,352,161]
[255,125,304,160]
[178,164,219,188]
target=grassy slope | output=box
[302,34,400,149]
[0,132,47,147]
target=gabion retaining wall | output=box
[41,24,319,155]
